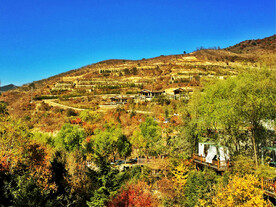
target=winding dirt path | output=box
[43,99,85,111]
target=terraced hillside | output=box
[1,35,275,131]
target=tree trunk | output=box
[251,132,258,168]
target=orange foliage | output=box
[170,115,182,126]
[66,151,92,195]
[70,117,82,125]
[83,123,97,136]
[108,181,159,207]
[21,102,36,111]
[24,142,57,191]
[156,177,177,200]
[0,156,10,172]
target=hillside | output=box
[1,35,275,131]
[225,34,276,54]
[0,84,18,92]
[32,36,276,88]
[13,35,274,92]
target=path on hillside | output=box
[43,99,154,114]
[127,110,153,114]
[43,99,85,111]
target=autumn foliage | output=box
[108,181,158,207]
[212,175,267,207]
[70,117,82,125]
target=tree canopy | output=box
[55,123,86,151]
[198,69,276,165]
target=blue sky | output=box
[0,0,275,86]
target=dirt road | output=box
[43,99,85,111]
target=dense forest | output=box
[0,36,276,206]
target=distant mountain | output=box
[225,34,276,54]
[0,84,18,92]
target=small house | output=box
[139,89,165,98]
[173,88,193,100]
[139,89,152,97]
[110,96,128,104]
[173,88,186,95]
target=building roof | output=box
[139,89,165,93]
[151,91,165,93]
[199,142,227,148]
[263,146,276,151]
[140,89,152,93]
[173,88,186,92]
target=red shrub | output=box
[108,181,158,207]
[70,117,82,125]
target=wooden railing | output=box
[262,178,276,196]
[193,154,206,163]
[193,154,230,169]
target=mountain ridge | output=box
[0,84,18,92]
[1,34,275,131]
[4,34,276,94]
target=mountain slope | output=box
[225,34,276,54]
[1,34,275,131]
[16,35,274,92]
[0,84,18,92]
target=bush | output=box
[79,110,102,123]
[154,95,170,105]
[107,181,158,207]
[38,101,52,111]
[66,109,77,117]
[0,101,8,115]
[184,169,218,206]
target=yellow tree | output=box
[212,174,267,207]
[172,161,190,187]
[0,117,31,172]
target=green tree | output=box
[87,167,120,207]
[79,110,102,123]
[117,135,132,160]
[0,117,32,172]
[92,125,123,162]
[55,124,86,151]
[130,129,146,157]
[199,69,276,166]
[179,91,203,156]
[184,169,218,207]
[140,117,163,157]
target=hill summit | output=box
[0,84,18,92]
[226,34,276,54]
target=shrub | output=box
[184,169,218,206]
[66,109,77,117]
[0,101,8,115]
[108,181,158,207]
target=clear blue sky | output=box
[0,0,275,86]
